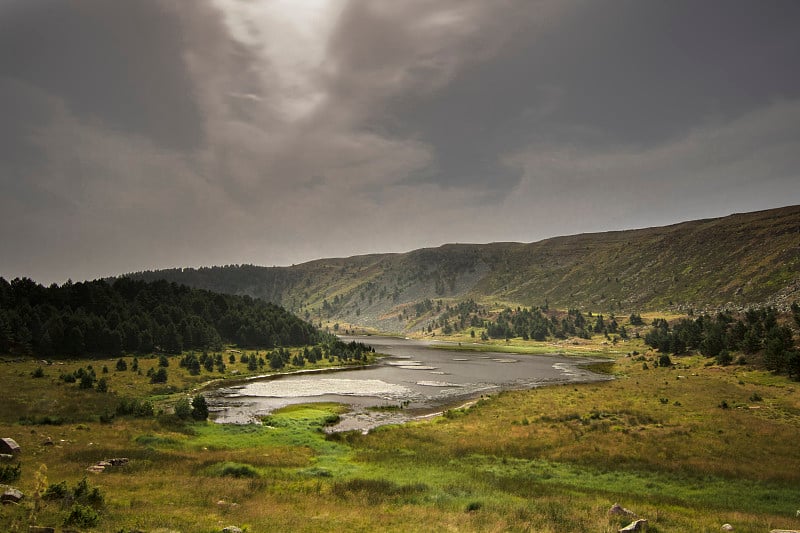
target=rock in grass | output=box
[721,524,734,531]
[1,486,23,504]
[222,527,243,533]
[0,438,20,455]
[608,503,637,518]
[619,519,648,532]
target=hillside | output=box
[124,205,800,333]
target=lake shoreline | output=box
[207,336,614,432]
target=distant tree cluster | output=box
[0,276,321,358]
[483,307,622,341]
[644,304,800,378]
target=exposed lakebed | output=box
[208,336,612,432]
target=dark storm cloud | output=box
[0,0,202,150]
[1,0,799,284]
[395,0,800,190]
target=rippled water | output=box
[209,336,612,432]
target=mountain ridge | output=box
[122,205,800,333]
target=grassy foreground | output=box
[1,339,800,532]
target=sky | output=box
[2,0,800,284]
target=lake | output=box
[208,336,612,432]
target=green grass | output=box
[2,335,800,531]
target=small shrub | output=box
[174,397,192,420]
[716,349,732,366]
[658,353,672,367]
[79,373,95,389]
[749,392,763,402]
[0,462,21,483]
[116,397,154,418]
[31,366,45,378]
[191,394,209,421]
[150,367,168,384]
[96,377,108,393]
[63,503,99,528]
[719,400,730,409]
[207,462,260,478]
[465,501,483,512]
[116,358,127,371]
[42,480,69,500]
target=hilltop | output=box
[124,205,800,333]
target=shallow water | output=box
[208,336,612,432]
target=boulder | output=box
[222,527,243,533]
[619,519,648,532]
[1,486,24,504]
[721,525,734,531]
[0,438,20,455]
[108,457,129,466]
[608,503,637,518]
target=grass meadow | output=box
[1,336,800,532]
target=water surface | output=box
[209,336,611,432]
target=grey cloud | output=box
[0,0,203,151]
[1,0,799,284]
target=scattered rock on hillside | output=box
[1,486,24,504]
[609,503,637,518]
[0,438,20,455]
[619,519,648,532]
[222,527,243,533]
[721,524,734,531]
[87,457,129,473]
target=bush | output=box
[716,349,733,366]
[465,501,483,512]
[31,366,45,378]
[96,377,108,393]
[207,462,260,478]
[42,480,69,500]
[150,367,168,384]
[63,503,99,528]
[116,397,154,418]
[79,372,95,389]
[658,353,672,367]
[0,462,21,483]
[174,397,192,420]
[191,394,209,421]
[116,358,127,371]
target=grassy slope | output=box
[2,335,800,532]
[126,205,800,333]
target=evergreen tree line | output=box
[0,276,321,357]
[484,307,623,341]
[644,304,800,378]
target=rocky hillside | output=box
[123,205,800,333]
